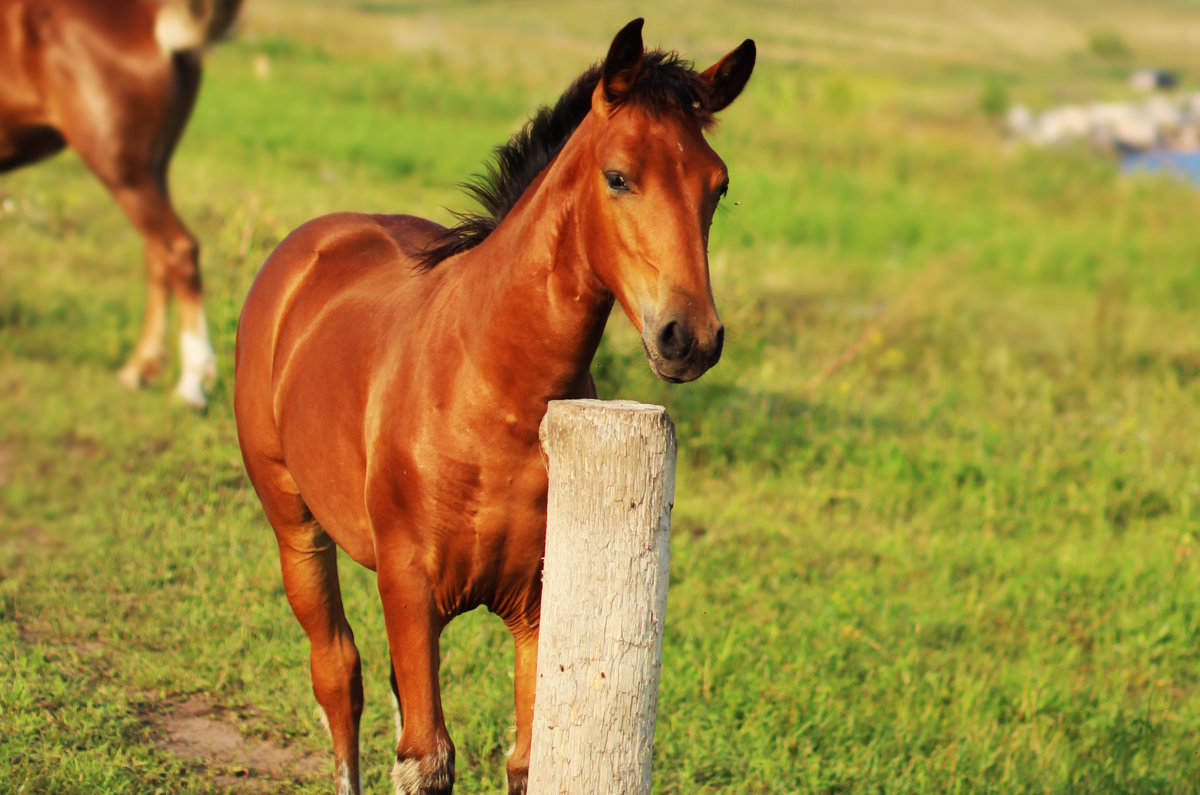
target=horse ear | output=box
[701,39,756,113]
[603,18,645,103]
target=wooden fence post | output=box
[528,399,677,795]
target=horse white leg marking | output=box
[320,707,360,795]
[334,758,359,795]
[175,311,216,408]
[391,756,424,795]
[391,688,403,744]
[390,735,451,794]
[154,3,205,52]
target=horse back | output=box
[237,212,444,371]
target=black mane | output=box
[415,50,713,271]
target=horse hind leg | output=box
[274,513,364,795]
[105,178,214,406]
[389,653,404,744]
[158,53,217,408]
[68,50,215,406]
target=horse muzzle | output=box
[641,315,724,383]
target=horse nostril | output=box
[657,320,692,361]
[712,325,725,362]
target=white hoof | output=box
[174,371,209,409]
[176,320,217,409]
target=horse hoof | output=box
[175,349,216,409]
[506,768,528,795]
[118,351,164,391]
[117,364,145,391]
[174,375,209,410]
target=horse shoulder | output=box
[237,212,415,446]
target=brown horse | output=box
[0,0,242,408]
[235,19,754,795]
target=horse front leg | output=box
[274,525,365,795]
[505,625,539,795]
[116,233,170,391]
[378,565,455,795]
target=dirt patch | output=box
[153,695,325,792]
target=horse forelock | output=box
[610,50,716,129]
[414,49,714,272]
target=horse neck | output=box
[447,139,613,401]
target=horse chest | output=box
[393,439,549,617]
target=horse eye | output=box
[605,171,630,193]
[718,180,729,200]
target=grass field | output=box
[3,1,1200,792]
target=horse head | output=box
[581,18,755,383]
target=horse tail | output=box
[155,0,245,53]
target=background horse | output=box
[0,0,242,408]
[235,19,753,795]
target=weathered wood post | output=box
[528,399,677,795]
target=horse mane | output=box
[415,49,714,271]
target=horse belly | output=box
[0,21,53,165]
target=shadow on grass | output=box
[591,338,910,474]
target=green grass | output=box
[3,0,1200,792]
